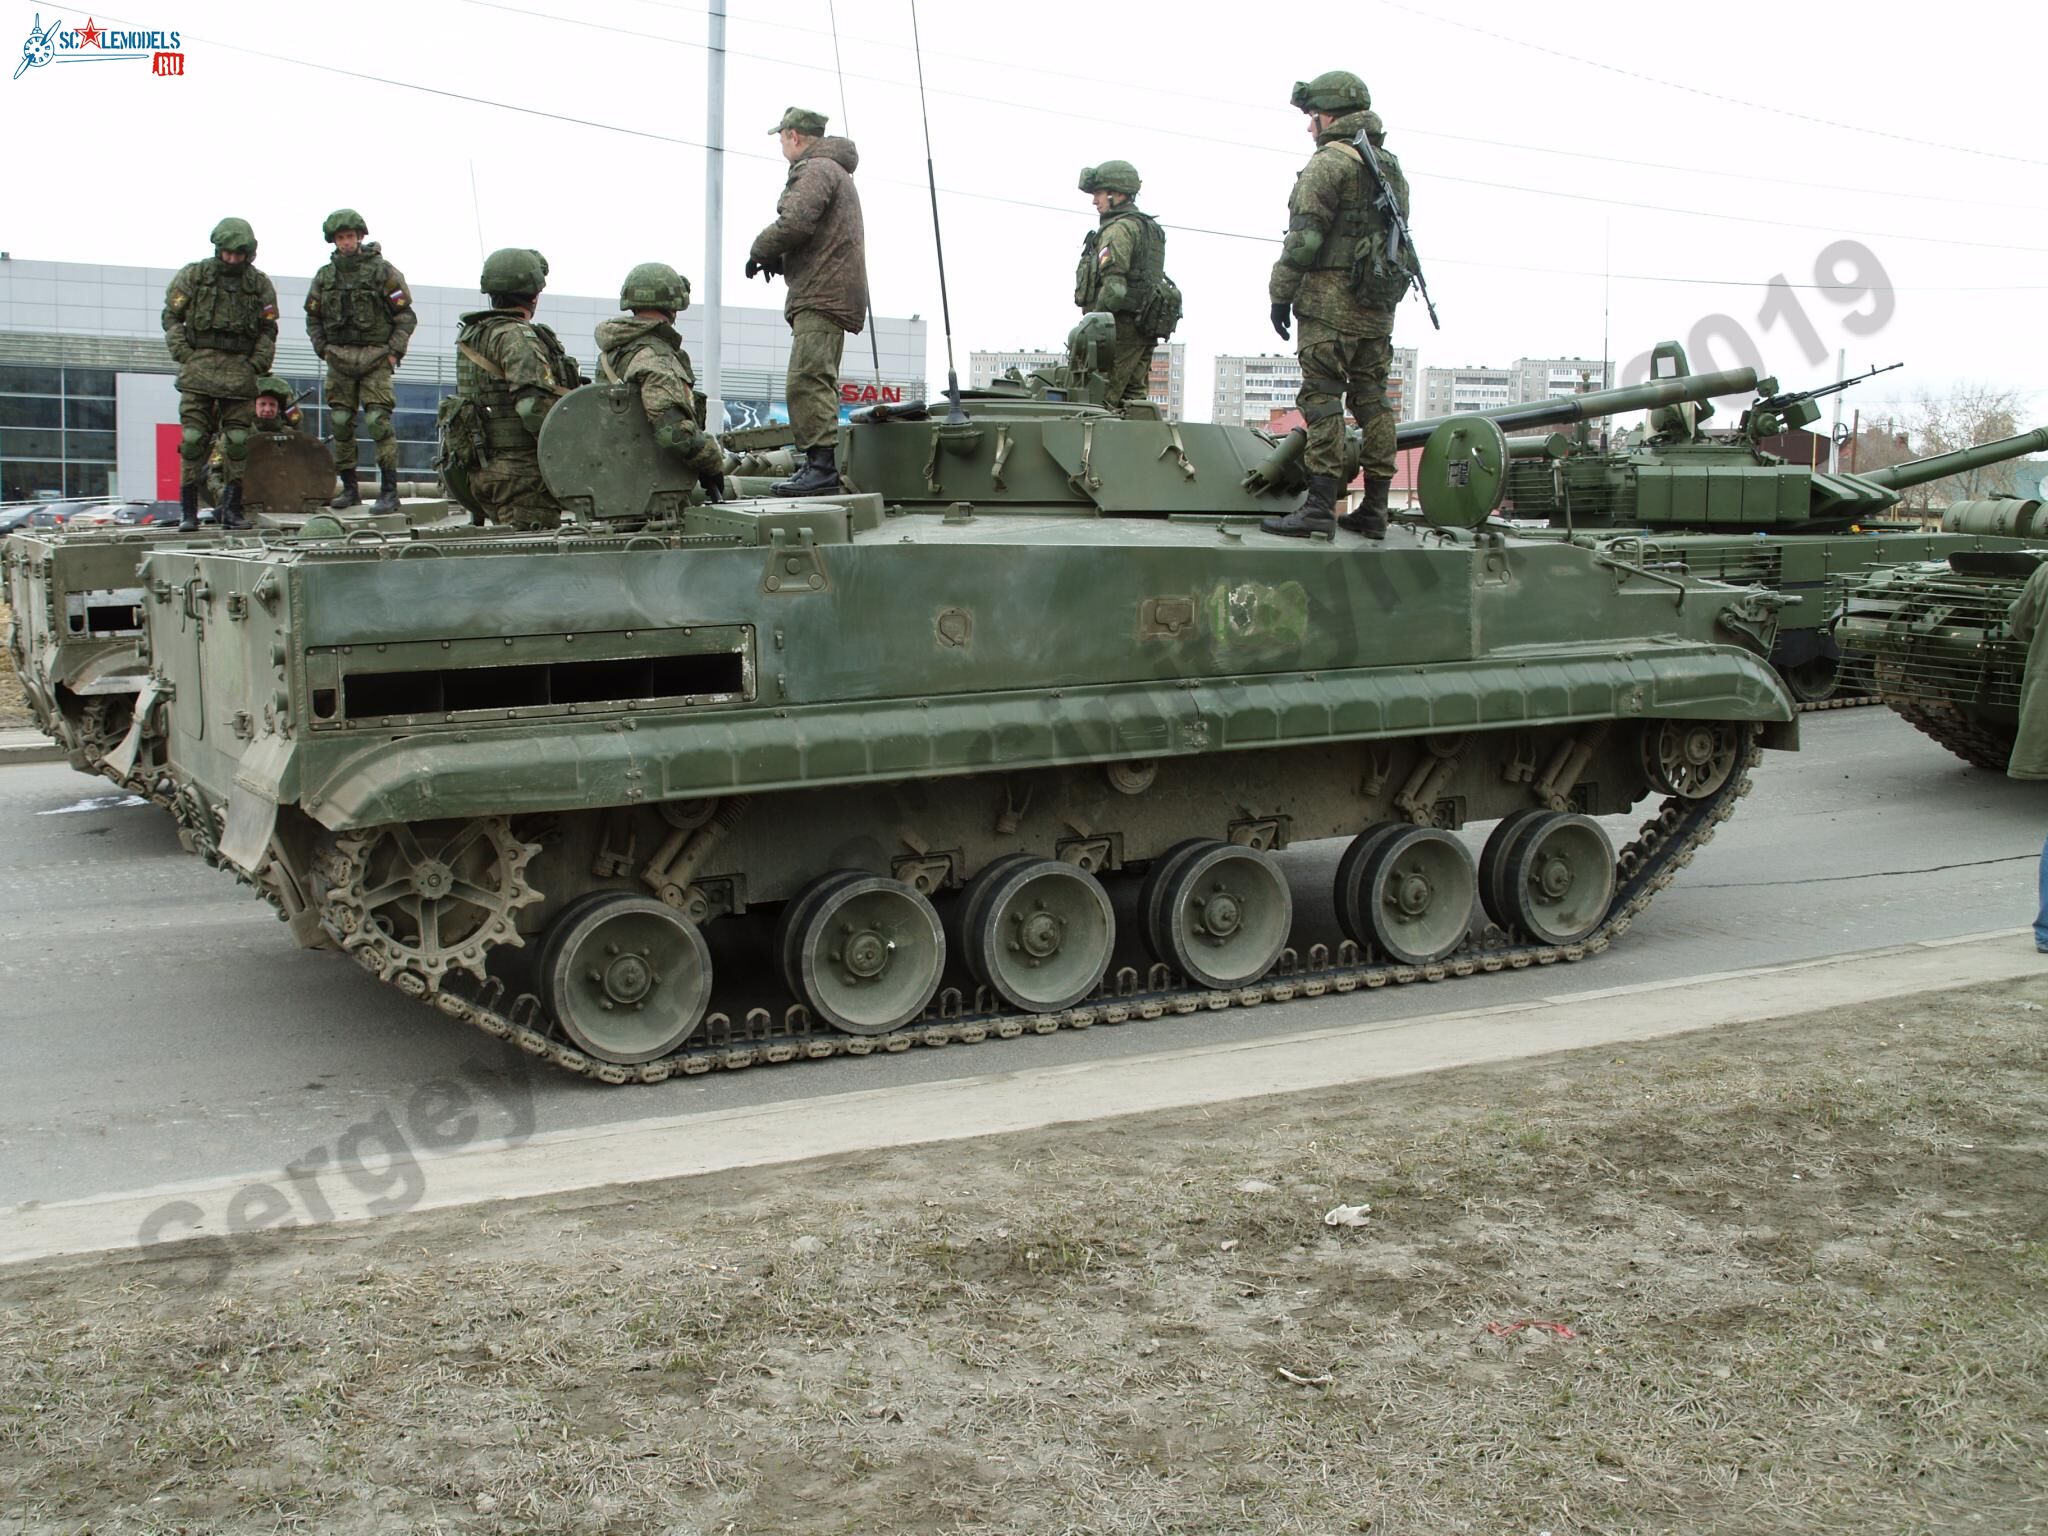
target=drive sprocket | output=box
[320,817,541,990]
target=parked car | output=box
[0,502,43,534]
[17,499,116,529]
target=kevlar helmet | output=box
[322,208,369,242]
[210,217,257,258]
[1078,160,1142,196]
[1290,71,1370,114]
[619,261,691,314]
[255,374,294,404]
[480,247,548,297]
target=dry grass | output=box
[0,600,29,725]
[3,978,2047,1534]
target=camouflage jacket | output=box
[2007,562,2048,780]
[594,316,724,477]
[1075,204,1165,319]
[455,309,581,455]
[748,137,869,332]
[306,243,417,371]
[1268,109,1410,337]
[162,258,279,397]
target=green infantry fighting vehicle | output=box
[1478,343,2048,705]
[120,334,1797,1083]
[3,435,456,796]
[1836,542,2047,769]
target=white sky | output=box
[5,0,2043,428]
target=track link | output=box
[1885,698,2014,771]
[377,736,1767,1086]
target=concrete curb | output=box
[2,928,2039,1270]
[0,731,65,766]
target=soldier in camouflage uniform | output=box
[1262,71,1413,541]
[1073,161,1176,411]
[306,209,416,514]
[161,217,278,531]
[595,262,728,502]
[747,106,868,497]
[252,374,303,434]
[447,248,580,530]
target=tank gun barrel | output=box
[1395,368,1759,450]
[1860,425,2048,492]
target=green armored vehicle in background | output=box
[1837,545,2046,769]
[119,337,1797,1083]
[1486,343,2048,705]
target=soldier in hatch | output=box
[161,217,279,532]
[596,262,728,502]
[306,209,416,514]
[445,247,581,530]
[253,374,303,433]
[1261,71,1413,542]
[1073,161,1179,412]
[746,106,869,497]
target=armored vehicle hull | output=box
[131,479,1795,1082]
[1837,549,2045,768]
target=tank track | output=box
[366,734,1767,1086]
[1885,698,2014,771]
[1795,692,1878,714]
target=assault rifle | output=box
[1352,128,1439,331]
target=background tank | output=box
[121,347,1797,1084]
[1836,549,2045,769]
[1489,342,2048,705]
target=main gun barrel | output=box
[1860,425,2048,492]
[1395,368,1760,451]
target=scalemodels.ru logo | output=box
[14,14,185,79]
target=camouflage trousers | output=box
[178,392,256,488]
[470,452,561,530]
[1296,319,1395,481]
[325,360,399,475]
[787,310,846,451]
[1105,317,1155,409]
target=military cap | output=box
[769,106,828,136]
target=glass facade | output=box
[0,363,116,501]
[285,375,455,477]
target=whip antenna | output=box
[909,0,965,422]
[826,0,885,390]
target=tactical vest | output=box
[1074,210,1165,313]
[313,246,398,347]
[456,311,573,453]
[1307,140,1405,275]
[184,261,266,355]
[600,333,696,393]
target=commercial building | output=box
[968,343,1186,420]
[1211,349,1417,430]
[0,256,925,502]
[1420,356,1610,419]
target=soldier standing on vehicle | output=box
[596,262,728,502]
[161,217,278,532]
[1073,161,1180,412]
[441,248,580,530]
[2003,560,2048,951]
[306,209,416,514]
[746,106,868,497]
[1261,71,1415,542]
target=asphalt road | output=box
[2,707,2041,1211]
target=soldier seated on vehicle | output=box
[595,262,728,502]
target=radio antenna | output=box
[909,0,965,423]
[827,0,884,390]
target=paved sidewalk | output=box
[0,726,64,766]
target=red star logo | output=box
[75,18,102,46]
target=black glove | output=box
[1270,302,1292,341]
[744,256,784,282]
[700,470,727,504]
[744,257,761,280]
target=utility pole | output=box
[702,0,726,433]
[1828,346,1845,474]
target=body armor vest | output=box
[185,261,265,355]
[1308,142,1403,273]
[457,312,572,453]
[314,246,397,347]
[1074,210,1165,313]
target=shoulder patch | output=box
[261,304,279,320]
[306,294,321,312]
[168,291,189,311]
[388,288,410,308]
[1098,247,1112,267]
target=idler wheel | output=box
[1142,838,1292,990]
[959,856,1115,1014]
[1500,811,1616,946]
[788,874,946,1035]
[1640,720,1741,800]
[543,894,712,1064]
[1336,825,1474,965]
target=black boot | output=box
[176,481,200,533]
[218,480,250,531]
[1338,476,1390,539]
[373,466,400,514]
[1261,473,1340,539]
[772,445,842,497]
[329,473,363,511]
